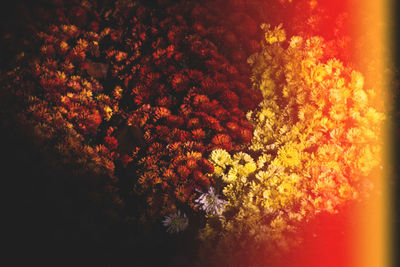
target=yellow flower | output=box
[223,167,237,183]
[353,88,368,107]
[202,24,384,258]
[210,149,232,168]
[276,142,301,168]
[103,106,113,121]
[289,36,303,48]
[255,170,269,182]
[243,162,257,174]
[257,154,271,169]
[214,166,224,177]
[351,70,364,91]
[233,152,254,166]
[261,23,286,44]
[263,190,271,199]
[365,107,384,124]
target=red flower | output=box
[223,31,238,48]
[104,136,118,150]
[186,158,198,170]
[239,119,254,130]
[230,12,257,38]
[203,115,222,132]
[86,110,102,134]
[219,90,239,108]
[175,185,191,202]
[201,77,218,95]
[164,169,178,184]
[231,107,245,118]
[172,129,190,142]
[187,117,200,129]
[193,22,207,36]
[238,128,253,144]
[192,128,205,140]
[213,108,229,121]
[192,94,210,108]
[155,125,170,138]
[120,154,133,168]
[166,115,184,128]
[226,121,240,134]
[198,158,214,174]
[195,173,211,188]
[211,134,232,151]
[231,50,246,62]
[90,21,100,32]
[171,72,188,91]
[177,165,190,180]
[248,39,261,54]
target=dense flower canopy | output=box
[2,0,264,221]
[199,24,384,264]
[0,0,388,266]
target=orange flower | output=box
[192,128,205,140]
[175,185,191,202]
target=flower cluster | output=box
[199,24,384,264]
[112,1,264,218]
[3,0,263,221]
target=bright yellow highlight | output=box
[351,0,393,266]
[200,23,385,261]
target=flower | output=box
[162,210,189,233]
[195,187,227,215]
[201,22,384,262]
[209,149,231,168]
[5,0,262,223]
[223,166,237,183]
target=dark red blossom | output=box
[104,136,118,150]
[86,110,102,134]
[171,72,189,91]
[175,185,191,203]
[198,158,215,174]
[226,121,240,134]
[120,154,133,168]
[212,134,232,151]
[238,128,253,144]
[192,128,206,140]
[177,165,190,180]
[6,0,263,221]
[166,115,184,128]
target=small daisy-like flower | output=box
[233,152,254,166]
[223,166,237,183]
[195,187,227,215]
[209,148,231,168]
[162,210,189,233]
[211,133,232,150]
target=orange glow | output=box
[351,0,392,266]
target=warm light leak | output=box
[352,0,393,266]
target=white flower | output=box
[162,210,189,233]
[195,187,227,215]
